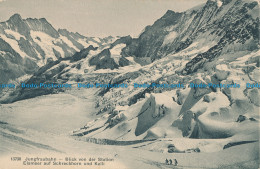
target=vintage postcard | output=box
[0,0,259,168]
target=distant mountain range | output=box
[0,13,115,84]
[1,0,259,104]
[1,0,259,86]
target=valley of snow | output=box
[0,87,259,169]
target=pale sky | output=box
[0,0,206,37]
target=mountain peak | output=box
[164,10,176,16]
[9,13,23,22]
[158,9,179,22]
[39,17,48,23]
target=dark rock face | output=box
[2,14,30,37]
[89,45,131,70]
[118,57,130,67]
[0,54,26,84]
[121,0,259,73]
[71,45,98,62]
[18,37,39,59]
[123,10,184,62]
[90,49,119,70]
[25,18,60,38]
[247,89,260,107]
[183,1,259,75]
[236,115,247,123]
[0,38,39,84]
[0,14,59,39]
[58,29,84,49]
[203,94,211,103]
[0,38,20,58]
[110,35,132,49]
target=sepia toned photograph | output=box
[0,0,259,168]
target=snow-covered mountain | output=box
[122,0,259,72]
[0,14,116,84]
[65,0,260,141]
[0,1,259,167]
